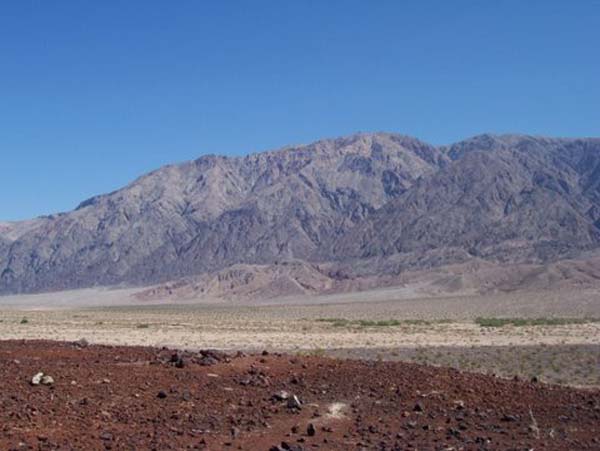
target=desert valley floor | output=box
[1,287,600,387]
[1,288,600,449]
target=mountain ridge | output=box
[2,131,600,296]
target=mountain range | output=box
[2,132,600,298]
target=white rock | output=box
[273,390,290,401]
[31,372,44,385]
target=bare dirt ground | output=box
[1,340,599,450]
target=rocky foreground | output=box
[0,341,599,450]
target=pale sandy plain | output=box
[1,285,599,386]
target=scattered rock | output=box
[453,400,465,410]
[307,423,316,436]
[196,349,230,366]
[168,352,186,368]
[278,442,304,451]
[238,372,271,387]
[30,371,54,386]
[157,390,167,399]
[447,427,461,438]
[272,390,290,401]
[31,372,44,385]
[99,432,113,441]
[287,395,302,410]
[199,356,218,366]
[73,338,89,348]
[502,414,519,422]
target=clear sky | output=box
[1,1,599,221]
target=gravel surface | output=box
[1,340,599,450]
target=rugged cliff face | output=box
[334,135,600,265]
[1,132,599,295]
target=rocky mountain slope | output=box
[1,132,600,296]
[334,135,600,266]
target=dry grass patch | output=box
[475,317,600,328]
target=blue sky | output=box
[1,1,599,221]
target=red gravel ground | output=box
[0,340,599,450]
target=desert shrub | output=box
[475,317,600,328]
[316,318,453,328]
